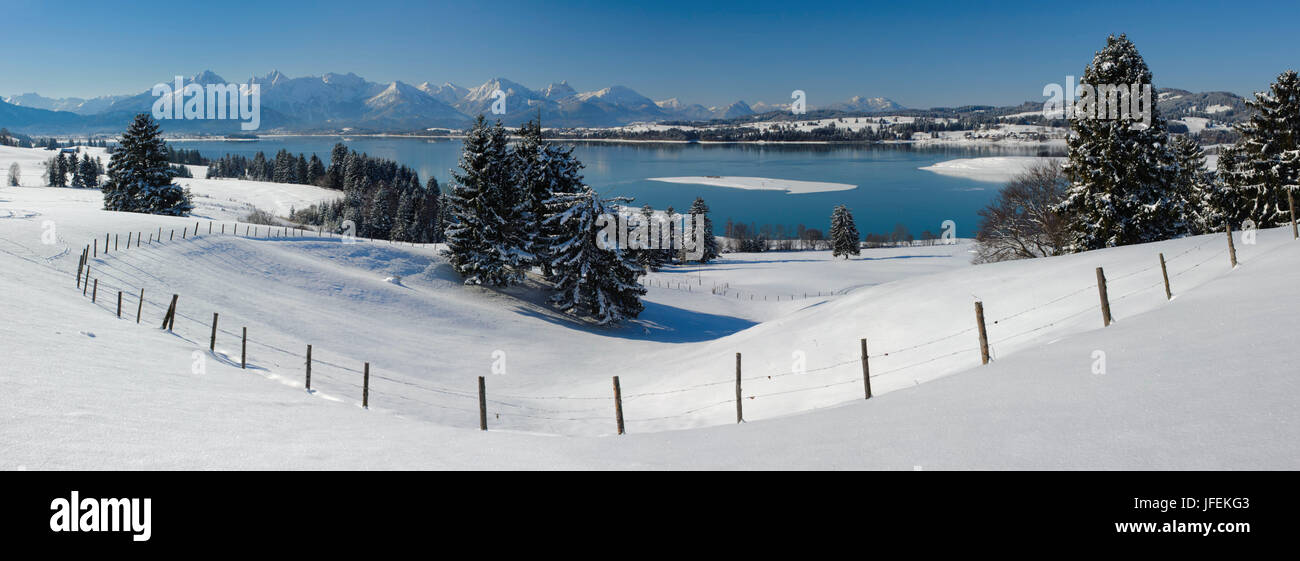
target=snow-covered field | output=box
[2,144,1297,469]
[647,176,855,194]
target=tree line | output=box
[44,150,105,188]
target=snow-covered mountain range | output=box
[2,70,906,133]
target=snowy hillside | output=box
[1,144,1297,467]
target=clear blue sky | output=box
[2,0,1296,108]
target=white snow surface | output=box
[647,176,855,194]
[919,156,1063,183]
[2,144,1298,469]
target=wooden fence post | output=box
[92,279,97,303]
[136,288,144,323]
[975,301,990,364]
[116,291,122,318]
[362,362,370,408]
[93,238,97,257]
[1159,253,1172,300]
[162,294,178,330]
[104,233,109,253]
[1096,267,1112,327]
[478,376,487,431]
[114,233,118,251]
[735,352,743,424]
[1225,222,1237,268]
[83,266,90,295]
[860,338,873,399]
[126,232,131,248]
[305,345,312,391]
[1290,191,1297,240]
[209,313,219,351]
[240,327,247,368]
[170,229,174,241]
[208,222,212,234]
[613,376,625,435]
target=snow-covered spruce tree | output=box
[342,151,365,192]
[341,176,368,235]
[366,181,396,239]
[48,154,66,187]
[1207,143,1253,230]
[1218,69,1300,228]
[512,119,553,274]
[102,114,192,215]
[538,142,587,279]
[830,204,860,258]
[546,188,646,325]
[76,154,100,188]
[444,116,533,286]
[415,177,441,243]
[662,205,680,263]
[327,143,349,189]
[6,162,19,186]
[71,156,87,187]
[307,154,325,186]
[391,187,417,242]
[1170,135,1215,233]
[1055,34,1187,251]
[635,204,668,271]
[686,196,719,262]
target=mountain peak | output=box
[540,81,576,100]
[262,69,289,84]
[575,85,654,108]
[834,96,904,112]
[190,70,227,84]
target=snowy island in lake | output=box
[919,156,1063,184]
[648,176,856,194]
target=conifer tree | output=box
[1170,135,1214,233]
[634,205,668,271]
[391,187,417,242]
[327,143,349,188]
[307,154,325,186]
[662,205,679,263]
[102,114,192,215]
[1218,69,1300,228]
[444,116,532,285]
[48,154,66,187]
[546,187,646,325]
[296,154,309,185]
[687,196,719,262]
[367,181,396,239]
[341,177,368,235]
[830,204,861,259]
[513,119,553,271]
[1055,34,1187,250]
[343,151,365,192]
[415,177,441,243]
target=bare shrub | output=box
[973,160,1068,264]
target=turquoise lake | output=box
[174,137,1059,238]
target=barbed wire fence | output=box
[64,217,1288,436]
